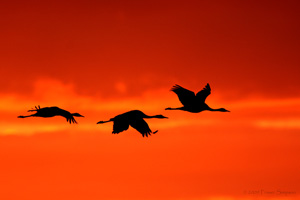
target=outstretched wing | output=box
[52,107,77,124]
[130,118,152,137]
[66,116,78,124]
[112,119,130,134]
[196,83,211,102]
[171,84,196,106]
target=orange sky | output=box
[0,0,300,200]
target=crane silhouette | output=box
[165,84,230,113]
[97,110,168,137]
[18,105,84,124]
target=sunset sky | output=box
[0,0,300,200]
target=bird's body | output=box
[18,106,84,124]
[166,84,230,113]
[173,103,211,113]
[97,110,168,137]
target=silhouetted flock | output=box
[18,84,230,137]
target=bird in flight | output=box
[18,105,84,124]
[97,110,168,137]
[165,84,230,113]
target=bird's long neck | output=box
[143,115,162,119]
[165,107,184,110]
[144,115,157,119]
[208,107,224,112]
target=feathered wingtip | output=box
[66,117,78,124]
[27,105,41,112]
[142,130,152,137]
[170,84,182,91]
[172,83,210,92]
[203,83,210,90]
[141,130,158,137]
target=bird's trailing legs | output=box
[17,114,35,118]
[96,120,111,124]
